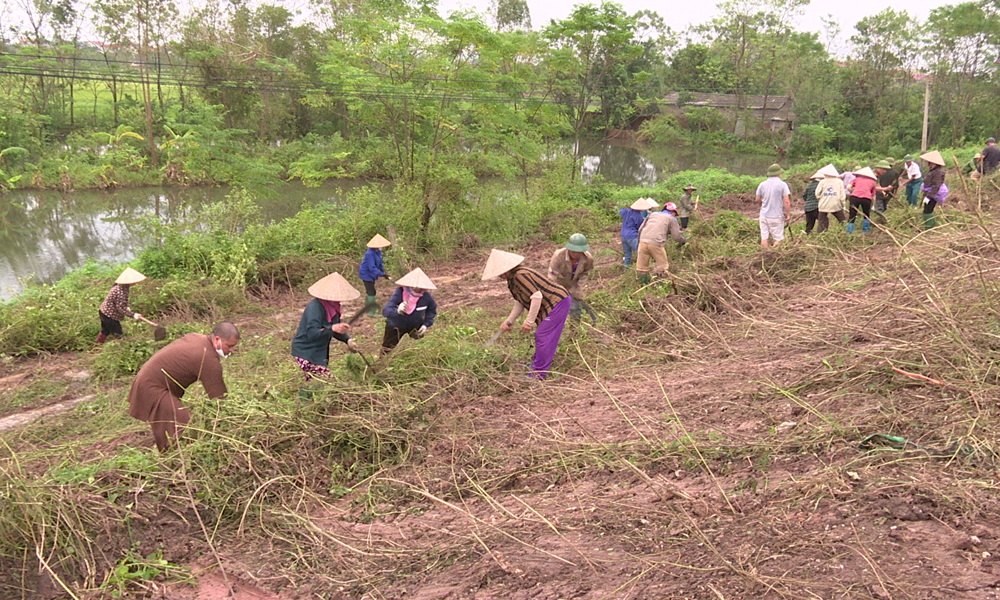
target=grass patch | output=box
[4,176,1000,598]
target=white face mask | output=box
[214,338,231,359]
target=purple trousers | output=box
[532,296,571,379]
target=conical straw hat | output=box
[630,198,650,210]
[853,167,877,180]
[818,164,839,178]
[645,198,661,210]
[396,267,437,290]
[367,234,391,248]
[308,272,361,302]
[116,267,146,285]
[810,169,824,180]
[920,150,945,166]
[481,249,525,281]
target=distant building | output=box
[660,92,796,136]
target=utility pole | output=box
[921,78,930,151]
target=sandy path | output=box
[0,394,96,432]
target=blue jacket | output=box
[358,248,386,282]
[382,287,437,331]
[619,207,645,240]
[291,298,350,367]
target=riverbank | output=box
[2,181,999,597]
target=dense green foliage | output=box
[0,162,797,358]
[3,0,999,197]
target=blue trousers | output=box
[622,237,638,267]
[906,179,923,206]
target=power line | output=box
[3,52,940,107]
[0,66,572,105]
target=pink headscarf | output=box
[318,299,341,322]
[400,287,424,315]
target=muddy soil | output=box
[4,230,1000,599]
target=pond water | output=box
[0,141,781,299]
[578,138,781,186]
[0,182,366,299]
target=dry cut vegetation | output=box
[4,193,1000,599]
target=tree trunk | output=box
[156,52,164,111]
[138,13,158,166]
[111,78,119,126]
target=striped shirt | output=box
[507,266,568,322]
[99,284,132,320]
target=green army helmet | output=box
[566,233,590,253]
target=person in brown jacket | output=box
[547,233,594,321]
[636,202,687,285]
[127,322,240,451]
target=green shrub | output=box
[700,210,758,242]
[789,124,836,157]
[638,114,684,143]
[90,337,166,382]
[0,280,104,355]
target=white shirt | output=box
[905,161,922,180]
[755,177,790,219]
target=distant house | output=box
[660,92,796,135]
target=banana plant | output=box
[93,125,145,146]
[0,147,28,192]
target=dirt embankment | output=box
[4,216,1000,600]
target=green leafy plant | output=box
[101,549,190,598]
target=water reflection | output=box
[577,138,780,186]
[0,141,783,300]
[578,140,658,186]
[0,182,359,299]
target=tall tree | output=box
[321,10,552,233]
[844,9,921,150]
[490,0,530,32]
[667,43,734,92]
[925,3,1000,145]
[92,0,131,127]
[544,2,643,179]
[704,0,808,120]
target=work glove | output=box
[346,338,359,353]
[410,325,427,339]
[397,302,407,314]
[133,313,142,320]
[922,196,930,205]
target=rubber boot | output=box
[95,332,107,344]
[365,294,378,315]
[638,272,650,285]
[846,222,855,234]
[861,218,870,233]
[922,213,935,230]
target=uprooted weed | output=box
[0,297,630,595]
[9,192,1000,597]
